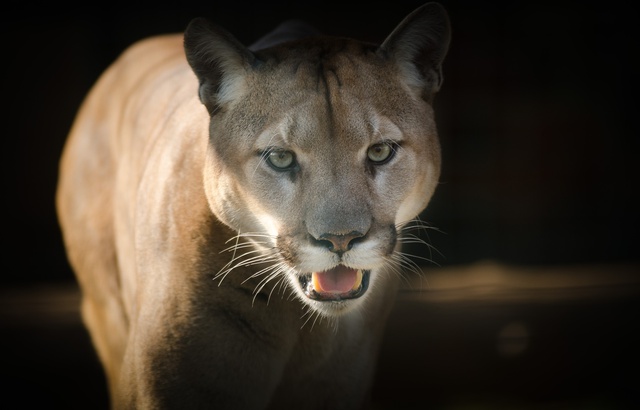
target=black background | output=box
[2,1,639,409]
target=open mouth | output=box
[299,265,370,301]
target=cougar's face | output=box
[204,42,441,316]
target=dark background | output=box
[2,1,639,409]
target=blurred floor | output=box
[2,261,639,409]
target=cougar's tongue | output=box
[312,265,361,294]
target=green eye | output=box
[266,149,295,170]
[367,142,396,164]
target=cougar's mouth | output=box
[299,265,370,301]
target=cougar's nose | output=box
[315,231,365,254]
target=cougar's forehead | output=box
[251,103,404,163]
[213,38,433,157]
[248,42,429,148]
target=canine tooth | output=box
[352,270,363,291]
[311,272,323,292]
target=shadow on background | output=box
[2,1,638,408]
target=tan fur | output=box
[56,3,450,409]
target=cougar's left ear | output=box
[378,2,451,102]
[184,18,257,115]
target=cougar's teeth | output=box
[312,271,323,292]
[352,270,363,291]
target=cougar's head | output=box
[184,3,450,317]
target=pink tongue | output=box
[313,266,358,293]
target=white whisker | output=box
[396,217,445,264]
[388,217,446,290]
[215,254,273,284]
[252,263,288,294]
[220,241,270,254]
[224,232,277,244]
[243,260,285,283]
[252,270,284,306]
[220,253,279,277]
[300,306,316,330]
[266,275,288,304]
[382,256,413,287]
[310,310,323,331]
[219,248,276,270]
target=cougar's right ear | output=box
[184,18,257,115]
[378,2,451,102]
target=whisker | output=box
[397,251,441,267]
[266,275,288,305]
[300,306,316,330]
[221,253,280,277]
[382,256,413,287]
[398,234,444,261]
[389,253,428,289]
[224,232,277,244]
[252,269,285,306]
[243,260,285,283]
[225,230,242,277]
[386,217,446,291]
[285,285,298,301]
[216,247,265,276]
[220,247,277,267]
[219,242,269,256]
[214,249,280,284]
[277,274,292,299]
[391,252,424,277]
[252,263,288,294]
[310,310,323,332]
[398,223,445,235]
[396,217,446,264]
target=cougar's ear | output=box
[184,18,257,115]
[378,2,451,102]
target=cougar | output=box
[56,3,450,408]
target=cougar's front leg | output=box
[113,284,299,410]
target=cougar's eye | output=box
[266,149,296,170]
[367,142,397,164]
